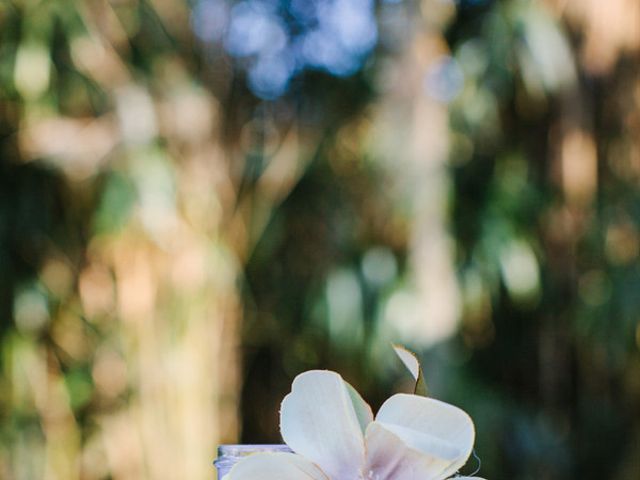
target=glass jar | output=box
[214,444,292,478]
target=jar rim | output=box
[214,444,294,473]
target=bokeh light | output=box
[2,0,640,479]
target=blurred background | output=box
[1,0,640,478]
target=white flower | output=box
[226,370,486,480]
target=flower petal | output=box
[376,422,461,461]
[225,452,328,480]
[280,370,370,480]
[393,345,420,380]
[375,394,475,478]
[345,382,375,433]
[364,422,453,480]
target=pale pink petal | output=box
[225,452,329,480]
[280,370,369,480]
[364,421,452,480]
[376,422,461,461]
[375,394,475,478]
[345,382,375,433]
[393,345,420,380]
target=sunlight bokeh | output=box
[1,0,640,479]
